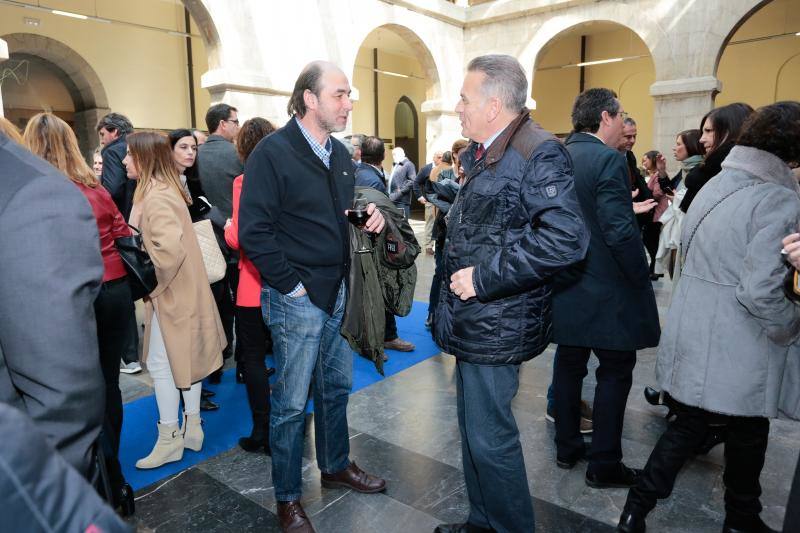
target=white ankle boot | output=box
[183,413,204,451]
[136,422,184,469]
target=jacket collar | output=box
[284,117,332,172]
[482,109,532,167]
[565,131,606,146]
[205,134,231,144]
[722,145,800,194]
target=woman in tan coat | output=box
[124,131,225,469]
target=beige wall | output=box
[717,0,800,108]
[532,27,655,154]
[352,47,429,173]
[0,0,210,132]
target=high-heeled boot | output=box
[135,422,183,469]
[238,410,270,454]
[182,413,204,451]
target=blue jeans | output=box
[262,282,352,501]
[456,361,535,533]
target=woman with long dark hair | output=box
[125,131,225,469]
[23,113,135,514]
[680,102,754,212]
[224,117,276,453]
[619,102,800,533]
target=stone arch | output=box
[713,0,774,76]
[523,10,663,85]
[3,33,107,110]
[349,23,442,104]
[2,33,108,157]
[180,0,222,71]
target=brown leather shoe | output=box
[277,500,315,533]
[384,337,415,352]
[321,462,386,493]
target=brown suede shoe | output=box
[321,462,386,493]
[384,337,415,352]
[277,501,315,533]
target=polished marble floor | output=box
[121,220,798,532]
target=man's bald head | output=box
[287,60,345,118]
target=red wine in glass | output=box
[347,209,368,229]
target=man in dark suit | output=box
[198,103,244,369]
[551,88,660,488]
[0,132,105,478]
[387,146,416,218]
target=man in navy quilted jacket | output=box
[433,54,588,533]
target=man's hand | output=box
[418,196,427,205]
[783,233,800,270]
[450,266,476,301]
[364,203,385,234]
[633,199,657,214]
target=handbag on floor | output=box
[192,218,226,284]
[115,224,157,300]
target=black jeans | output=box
[626,401,769,530]
[120,309,139,364]
[236,306,271,421]
[428,231,446,320]
[384,311,398,342]
[642,221,662,274]
[94,277,135,498]
[211,262,238,358]
[456,361,535,532]
[553,345,636,474]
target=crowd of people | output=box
[0,51,799,533]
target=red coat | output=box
[76,182,130,282]
[225,175,262,307]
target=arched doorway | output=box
[716,0,800,107]
[531,21,656,151]
[1,33,108,158]
[394,96,419,170]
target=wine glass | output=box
[348,198,371,254]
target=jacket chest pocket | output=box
[460,177,512,228]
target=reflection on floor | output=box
[121,223,797,532]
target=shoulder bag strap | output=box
[681,183,758,262]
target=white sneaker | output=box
[120,361,142,374]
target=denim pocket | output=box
[261,287,271,325]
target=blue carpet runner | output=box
[120,300,440,490]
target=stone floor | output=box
[120,219,798,532]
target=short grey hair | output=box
[467,54,528,113]
[623,117,637,127]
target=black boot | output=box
[617,504,646,532]
[722,517,777,533]
[238,410,270,454]
[117,482,135,517]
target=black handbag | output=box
[115,224,157,300]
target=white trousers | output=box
[147,312,201,425]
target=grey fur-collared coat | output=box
[656,145,800,419]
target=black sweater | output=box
[679,142,733,213]
[238,118,353,314]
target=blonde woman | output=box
[123,131,225,469]
[23,113,136,514]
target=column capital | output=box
[421,99,458,116]
[650,76,721,98]
[200,68,290,98]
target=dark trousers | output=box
[120,309,139,364]
[626,402,769,530]
[211,262,238,358]
[94,277,135,499]
[384,311,398,342]
[236,305,272,426]
[428,232,446,320]
[456,361,534,533]
[553,345,636,474]
[642,221,662,274]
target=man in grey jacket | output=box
[0,132,105,478]
[198,103,244,366]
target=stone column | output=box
[202,68,292,128]
[421,100,463,155]
[650,76,720,172]
[0,38,8,117]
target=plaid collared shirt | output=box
[295,116,332,169]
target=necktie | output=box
[475,143,485,160]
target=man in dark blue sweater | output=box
[239,60,386,533]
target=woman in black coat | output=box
[679,103,754,213]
